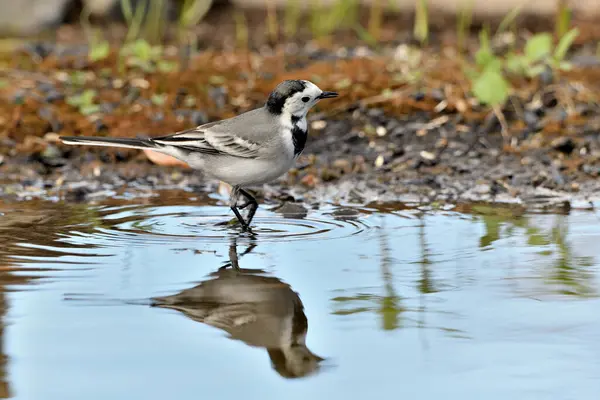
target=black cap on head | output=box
[266,80,307,115]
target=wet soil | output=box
[1,6,600,210]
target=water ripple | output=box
[87,205,374,244]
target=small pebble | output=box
[420,151,436,161]
[112,79,125,89]
[131,78,150,89]
[311,120,327,130]
[45,90,64,103]
[473,184,491,195]
[190,110,208,126]
[209,87,227,110]
[94,119,108,133]
[551,137,576,155]
[411,92,425,101]
[376,126,387,137]
[523,111,539,128]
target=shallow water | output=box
[1,194,599,399]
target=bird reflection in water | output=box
[151,235,325,379]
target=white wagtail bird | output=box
[59,80,338,230]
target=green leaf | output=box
[69,71,87,86]
[354,25,378,47]
[472,68,509,106]
[89,40,110,62]
[486,58,503,72]
[133,39,152,61]
[495,5,522,37]
[66,89,96,108]
[526,64,546,77]
[80,89,97,105]
[506,53,527,74]
[334,78,352,89]
[558,61,573,71]
[79,104,101,115]
[157,60,177,73]
[463,66,478,81]
[525,33,552,62]
[151,93,167,106]
[479,26,491,52]
[475,48,495,68]
[554,27,579,62]
[208,75,226,85]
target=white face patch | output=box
[281,81,324,118]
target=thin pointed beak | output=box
[318,91,338,99]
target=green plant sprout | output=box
[466,21,580,109]
[284,0,303,39]
[266,1,279,44]
[555,0,572,39]
[178,0,213,54]
[66,89,101,115]
[414,0,429,45]
[80,4,110,62]
[310,0,360,39]
[120,39,176,73]
[233,9,249,49]
[506,27,579,77]
[456,1,473,53]
[494,5,522,40]
[367,0,384,42]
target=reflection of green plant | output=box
[331,216,403,330]
[474,205,597,297]
[548,217,596,297]
[417,216,436,294]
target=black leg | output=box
[229,186,249,230]
[238,188,258,227]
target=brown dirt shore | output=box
[1,8,600,210]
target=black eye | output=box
[302,96,310,103]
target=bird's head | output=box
[265,80,338,119]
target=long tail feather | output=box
[59,136,157,150]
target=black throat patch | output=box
[291,120,307,156]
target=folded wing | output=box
[152,109,276,159]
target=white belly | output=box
[188,154,296,187]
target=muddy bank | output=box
[2,103,599,211]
